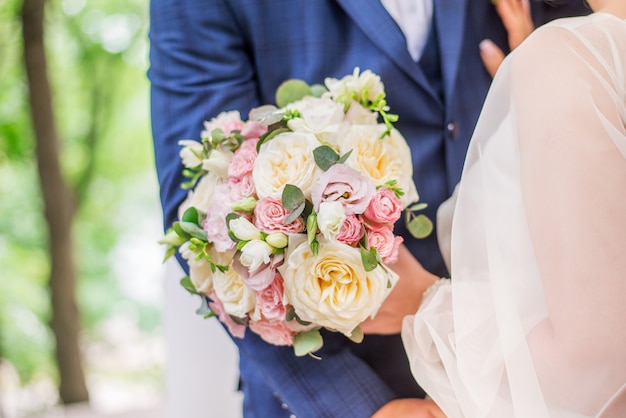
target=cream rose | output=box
[177,172,221,219]
[180,245,235,296]
[202,149,233,180]
[340,124,419,207]
[178,140,204,168]
[212,262,255,319]
[252,132,322,200]
[286,96,346,146]
[278,235,397,336]
[316,201,346,241]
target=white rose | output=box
[178,172,221,219]
[239,239,273,272]
[253,132,322,199]
[324,68,385,105]
[316,201,346,241]
[278,235,396,336]
[229,217,263,241]
[178,140,204,168]
[180,245,235,296]
[212,263,255,319]
[286,96,346,146]
[202,149,233,180]
[340,124,418,207]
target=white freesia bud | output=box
[202,149,233,179]
[265,232,288,249]
[239,239,273,272]
[231,196,257,213]
[230,217,263,241]
[178,140,204,168]
[317,201,346,241]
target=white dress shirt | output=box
[381,0,434,61]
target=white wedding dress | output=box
[402,13,626,418]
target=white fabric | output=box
[403,13,626,418]
[381,0,433,61]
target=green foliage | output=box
[275,79,312,108]
[0,0,161,389]
[292,328,323,357]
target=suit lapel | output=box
[334,0,440,104]
[434,0,467,107]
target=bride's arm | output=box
[512,20,626,414]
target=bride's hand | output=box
[360,245,438,335]
[481,0,534,77]
[372,398,446,418]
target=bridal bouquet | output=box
[161,68,432,356]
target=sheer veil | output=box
[402,14,626,418]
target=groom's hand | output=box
[481,0,534,77]
[361,245,438,335]
[371,398,446,418]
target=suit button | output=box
[281,403,289,410]
[446,122,458,139]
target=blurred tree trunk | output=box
[21,0,89,404]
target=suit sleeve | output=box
[148,0,397,416]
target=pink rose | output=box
[366,224,403,264]
[222,120,245,134]
[208,291,246,339]
[204,182,235,252]
[229,141,258,182]
[235,253,284,292]
[249,318,294,346]
[254,197,305,234]
[363,187,403,225]
[335,214,364,246]
[229,173,256,202]
[241,121,267,140]
[310,164,375,215]
[256,273,287,320]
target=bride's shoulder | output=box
[507,13,625,78]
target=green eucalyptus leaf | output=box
[196,296,212,316]
[310,83,327,98]
[361,247,379,272]
[257,127,290,152]
[180,276,199,295]
[408,202,428,212]
[284,203,305,225]
[180,221,208,241]
[282,184,305,211]
[182,206,200,225]
[313,145,340,171]
[293,329,324,357]
[286,307,297,322]
[275,79,312,108]
[407,214,434,239]
[336,149,353,165]
[172,222,191,240]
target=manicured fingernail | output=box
[480,39,497,56]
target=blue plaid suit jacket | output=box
[148,1,588,416]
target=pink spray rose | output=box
[366,224,403,264]
[235,252,284,292]
[254,197,306,234]
[335,214,365,246]
[229,173,256,202]
[208,291,246,339]
[229,139,258,182]
[249,318,294,346]
[310,164,375,215]
[363,187,403,225]
[204,182,235,252]
[241,121,267,140]
[255,273,287,320]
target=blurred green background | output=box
[1,0,165,415]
